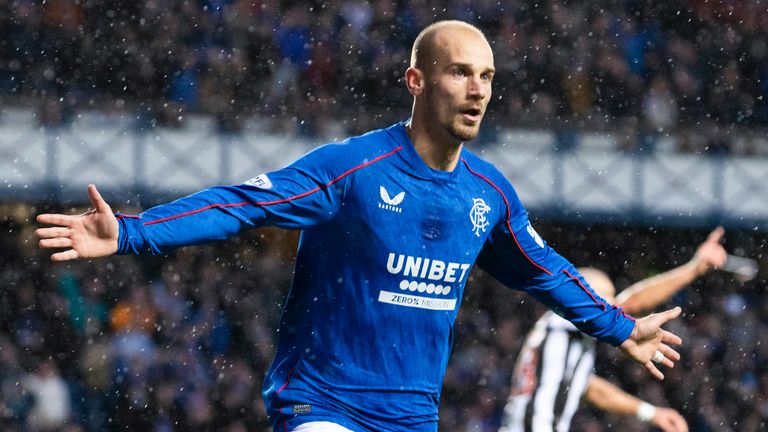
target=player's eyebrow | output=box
[446,62,496,74]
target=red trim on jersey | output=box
[622,310,637,322]
[461,159,553,276]
[561,269,635,320]
[277,368,294,395]
[561,269,607,310]
[142,146,404,226]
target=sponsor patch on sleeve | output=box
[526,223,545,248]
[292,404,312,415]
[244,174,272,189]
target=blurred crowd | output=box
[2,1,767,430]
[1,209,766,431]
[1,0,767,149]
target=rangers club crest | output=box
[469,198,491,236]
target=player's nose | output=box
[467,76,488,100]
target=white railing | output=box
[2,109,767,229]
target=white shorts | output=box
[291,421,355,432]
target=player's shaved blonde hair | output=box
[410,20,490,73]
[577,267,616,301]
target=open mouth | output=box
[461,108,482,122]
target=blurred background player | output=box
[499,227,728,432]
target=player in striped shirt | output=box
[499,228,727,432]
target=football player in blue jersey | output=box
[37,20,683,432]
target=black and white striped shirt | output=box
[499,312,596,432]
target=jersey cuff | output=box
[608,316,636,347]
[116,214,150,255]
[115,216,131,255]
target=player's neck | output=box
[405,120,463,172]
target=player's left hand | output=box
[691,226,727,275]
[652,407,689,432]
[619,307,682,380]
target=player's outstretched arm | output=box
[36,184,118,261]
[584,376,688,432]
[617,227,726,314]
[619,307,682,380]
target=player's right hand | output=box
[652,407,689,432]
[36,184,119,261]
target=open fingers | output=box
[35,227,72,239]
[660,353,675,369]
[87,184,111,213]
[39,238,73,249]
[660,329,683,346]
[654,307,682,326]
[644,361,664,380]
[659,343,681,362]
[51,249,79,261]
[37,213,77,227]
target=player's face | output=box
[424,30,494,142]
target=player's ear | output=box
[405,67,425,96]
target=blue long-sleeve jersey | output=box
[117,122,634,432]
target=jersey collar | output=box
[388,121,463,183]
